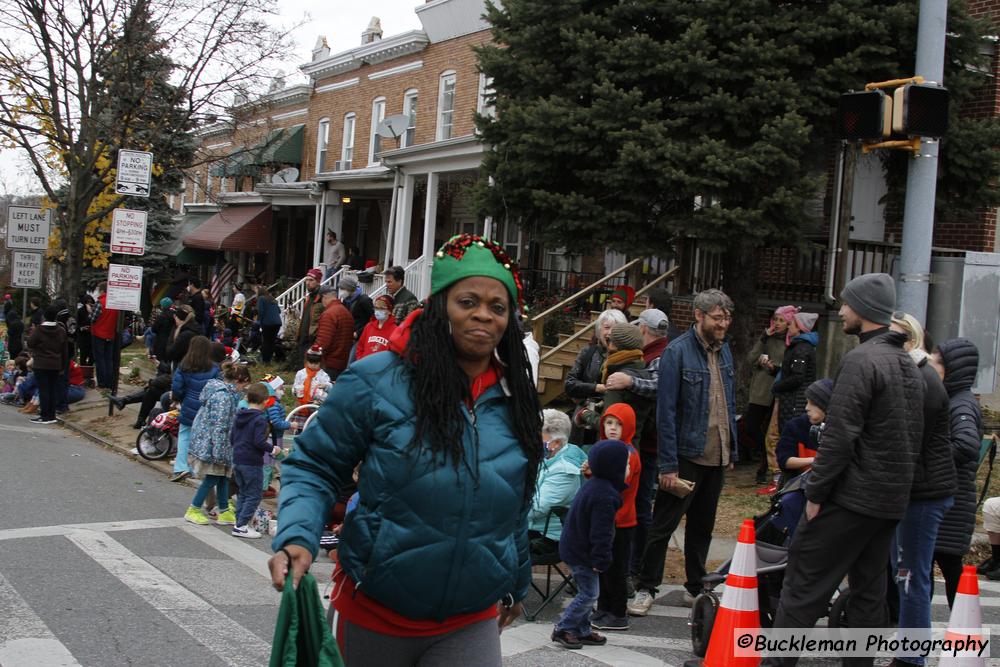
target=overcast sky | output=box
[0,0,425,196]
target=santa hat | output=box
[224,346,240,362]
[305,345,323,361]
[305,267,323,281]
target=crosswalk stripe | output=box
[65,530,270,667]
[0,517,188,542]
[0,573,82,667]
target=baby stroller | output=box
[689,473,851,656]
[135,405,179,461]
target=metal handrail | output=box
[276,266,348,313]
[529,257,645,342]
[368,255,424,299]
[538,265,679,365]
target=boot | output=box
[21,402,38,414]
[110,390,145,412]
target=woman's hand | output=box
[497,601,522,631]
[268,545,313,592]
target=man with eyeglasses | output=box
[628,289,738,616]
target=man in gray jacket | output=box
[764,273,924,667]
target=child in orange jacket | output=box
[591,402,641,631]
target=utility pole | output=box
[897,0,948,322]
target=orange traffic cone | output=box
[687,519,761,667]
[938,565,985,667]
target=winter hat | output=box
[374,294,394,309]
[587,439,629,488]
[611,285,636,308]
[609,322,643,350]
[634,308,669,336]
[305,345,323,362]
[159,297,173,309]
[339,274,359,292]
[774,305,799,324]
[430,234,522,309]
[794,311,819,333]
[805,379,834,412]
[840,273,895,326]
[305,267,323,281]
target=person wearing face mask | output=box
[355,294,397,361]
[528,409,586,544]
[337,274,374,339]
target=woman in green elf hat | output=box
[268,234,543,666]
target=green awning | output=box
[210,129,285,177]
[260,124,304,165]
[175,246,217,265]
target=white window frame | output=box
[436,71,456,141]
[179,182,186,214]
[193,171,201,202]
[168,193,176,210]
[219,169,228,194]
[402,89,418,148]
[316,118,330,173]
[341,112,356,167]
[477,72,495,119]
[205,169,214,200]
[369,97,386,165]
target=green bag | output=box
[269,572,345,667]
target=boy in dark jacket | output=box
[775,379,832,483]
[231,382,281,539]
[552,439,628,650]
[26,306,67,425]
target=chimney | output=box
[312,36,330,62]
[361,17,382,45]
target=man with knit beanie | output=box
[630,289,738,616]
[297,267,324,365]
[762,273,925,666]
[575,322,652,436]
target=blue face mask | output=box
[374,310,389,323]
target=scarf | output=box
[300,367,319,406]
[601,348,645,382]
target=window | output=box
[219,171,228,194]
[436,71,456,141]
[369,97,386,165]
[316,118,330,172]
[402,89,418,148]
[477,73,495,119]
[341,113,356,168]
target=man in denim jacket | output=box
[628,289,737,616]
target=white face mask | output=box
[338,289,352,300]
[374,310,389,323]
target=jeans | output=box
[92,336,115,388]
[192,474,230,511]
[234,464,264,528]
[34,369,60,421]
[174,424,192,474]
[67,385,85,404]
[630,450,659,575]
[894,495,953,665]
[556,565,600,637]
[17,373,37,402]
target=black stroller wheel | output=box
[136,427,174,461]
[827,588,850,627]
[690,591,719,658]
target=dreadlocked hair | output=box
[403,291,543,504]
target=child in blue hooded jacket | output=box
[552,439,628,650]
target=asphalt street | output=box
[2,407,999,666]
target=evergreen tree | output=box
[476,0,1000,376]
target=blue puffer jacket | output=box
[656,325,738,472]
[171,365,220,426]
[272,351,532,621]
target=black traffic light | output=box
[892,83,949,138]
[837,90,891,141]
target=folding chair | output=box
[522,506,574,622]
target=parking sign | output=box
[106,263,143,311]
[115,150,153,197]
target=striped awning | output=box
[182,204,272,253]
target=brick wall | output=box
[302,30,490,179]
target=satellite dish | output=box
[271,167,299,184]
[376,114,409,139]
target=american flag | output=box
[210,257,237,303]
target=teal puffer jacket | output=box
[272,351,532,621]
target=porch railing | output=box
[276,266,347,314]
[366,255,425,300]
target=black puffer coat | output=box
[910,356,956,501]
[565,344,607,400]
[806,330,924,520]
[771,333,818,430]
[934,338,984,556]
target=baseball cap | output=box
[634,308,669,335]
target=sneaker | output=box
[184,506,209,525]
[591,615,629,631]
[627,590,654,616]
[755,470,768,485]
[231,525,261,539]
[214,509,236,525]
[551,629,582,650]
[169,470,191,483]
[977,557,996,575]
[578,631,607,646]
[682,590,696,607]
[755,482,778,496]
[29,417,57,425]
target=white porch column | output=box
[419,172,440,299]
[312,191,326,267]
[392,174,416,266]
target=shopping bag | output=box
[269,571,344,667]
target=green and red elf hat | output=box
[430,234,524,312]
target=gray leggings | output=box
[328,606,501,667]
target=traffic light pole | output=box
[897,0,947,323]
